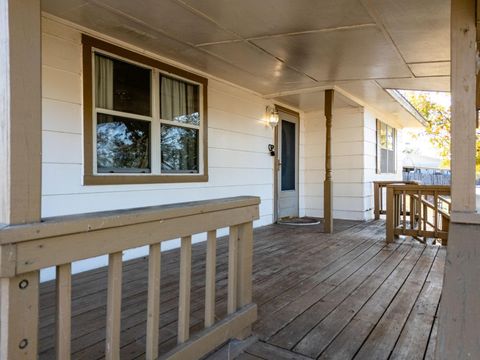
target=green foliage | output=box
[403,91,480,174]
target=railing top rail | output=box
[374,180,421,186]
[386,184,451,193]
[0,196,260,245]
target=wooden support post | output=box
[0,272,39,360]
[436,0,480,358]
[178,236,192,344]
[386,186,395,243]
[146,243,161,360]
[324,89,334,233]
[374,182,380,220]
[204,230,217,328]
[56,263,72,360]
[106,252,123,360]
[0,1,42,359]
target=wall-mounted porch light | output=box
[265,105,279,128]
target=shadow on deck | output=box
[38,219,444,360]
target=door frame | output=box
[273,105,300,222]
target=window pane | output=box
[160,75,200,125]
[161,124,199,172]
[380,123,387,149]
[381,148,388,173]
[281,120,296,191]
[95,54,151,116]
[386,126,394,150]
[388,150,395,173]
[96,114,151,173]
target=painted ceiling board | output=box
[377,77,450,92]
[367,0,450,63]
[89,0,240,46]
[199,41,317,87]
[178,0,374,39]
[251,26,412,81]
[338,80,421,127]
[409,62,450,77]
[275,91,360,112]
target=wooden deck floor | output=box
[37,220,444,360]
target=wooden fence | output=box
[384,184,451,245]
[0,196,260,360]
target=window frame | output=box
[82,35,208,185]
[376,119,397,174]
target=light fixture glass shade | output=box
[266,105,279,128]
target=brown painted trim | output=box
[274,104,300,118]
[81,34,209,185]
[84,175,209,186]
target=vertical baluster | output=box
[146,243,161,360]
[237,222,253,308]
[434,191,439,235]
[178,236,192,344]
[386,186,395,243]
[228,226,239,314]
[205,230,217,328]
[106,252,122,360]
[402,190,407,231]
[374,182,380,219]
[56,263,72,360]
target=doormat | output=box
[277,217,321,226]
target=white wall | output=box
[363,107,403,219]
[301,106,403,221]
[41,17,278,280]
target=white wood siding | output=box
[40,17,276,280]
[301,106,402,221]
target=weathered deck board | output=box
[34,220,444,360]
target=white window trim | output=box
[91,48,205,177]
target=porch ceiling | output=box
[43,0,450,126]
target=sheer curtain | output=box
[161,76,197,121]
[95,55,114,109]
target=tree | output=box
[402,91,480,175]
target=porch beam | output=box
[324,89,334,233]
[0,1,42,359]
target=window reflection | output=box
[161,125,199,172]
[97,114,151,173]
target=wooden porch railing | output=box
[385,184,451,245]
[373,180,421,219]
[0,196,260,360]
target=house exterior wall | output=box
[41,17,277,279]
[40,16,403,280]
[300,107,402,221]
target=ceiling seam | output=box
[359,0,416,78]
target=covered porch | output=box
[32,219,443,360]
[1,0,478,359]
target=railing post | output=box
[386,186,395,243]
[374,182,380,220]
[0,271,40,360]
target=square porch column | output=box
[0,0,42,359]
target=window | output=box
[82,35,208,185]
[376,119,396,174]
